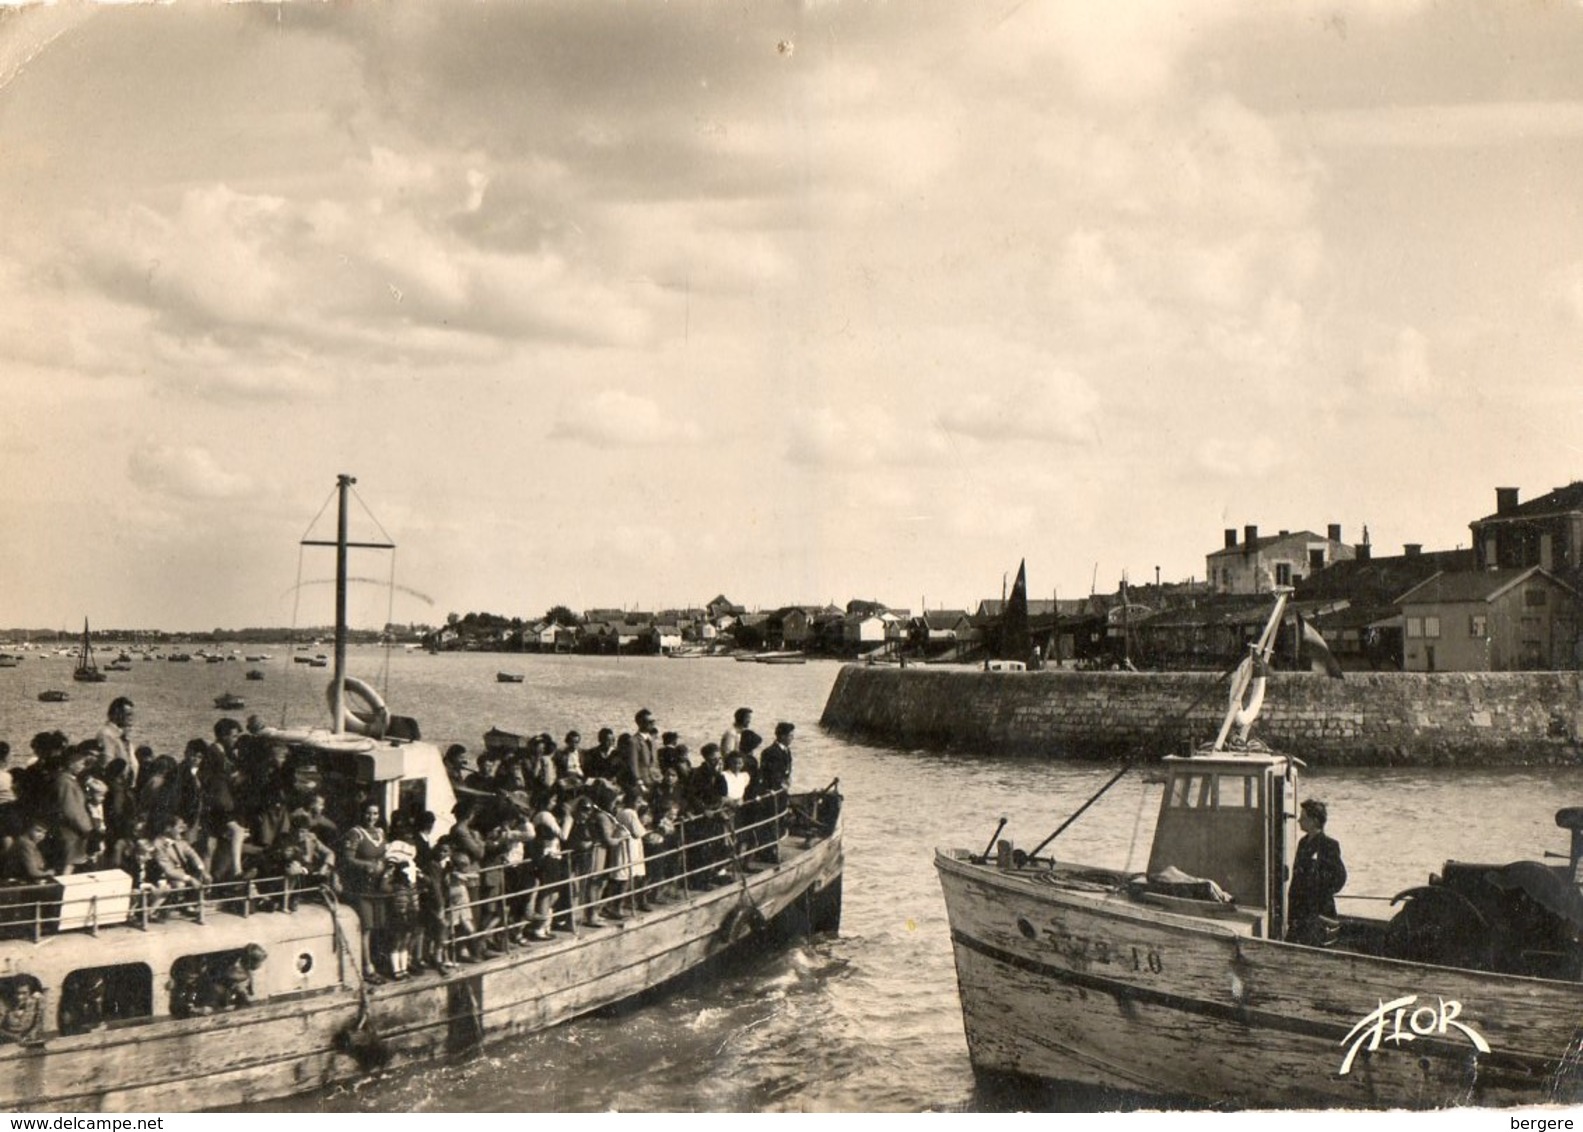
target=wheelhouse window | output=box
[1167,773,1261,809]
[59,964,152,1035]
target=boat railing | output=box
[437,785,832,956]
[0,785,840,949]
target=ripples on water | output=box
[6,650,1582,1111]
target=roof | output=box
[1396,566,1580,606]
[1296,548,1472,603]
[919,610,971,629]
[1473,481,1583,524]
[1205,529,1331,560]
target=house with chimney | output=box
[1470,483,1583,584]
[1206,524,1356,595]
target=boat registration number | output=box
[1016,916,1163,973]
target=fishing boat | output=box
[72,620,107,683]
[0,475,843,1112]
[936,589,1583,1109]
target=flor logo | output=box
[1339,995,1491,1075]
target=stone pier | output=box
[819,665,1583,766]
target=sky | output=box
[3,0,1583,632]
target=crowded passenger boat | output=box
[0,476,843,1111]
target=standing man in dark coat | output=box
[1286,798,1346,946]
[756,722,795,863]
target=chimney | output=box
[1224,528,1238,549]
[1244,525,1258,552]
[1327,523,1342,543]
[1404,543,1422,557]
[1278,530,1290,537]
[1496,487,1519,516]
[1356,542,1372,561]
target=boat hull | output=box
[936,850,1583,1110]
[1,834,842,1112]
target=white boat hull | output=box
[0,834,842,1112]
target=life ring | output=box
[1229,655,1267,730]
[328,676,390,739]
[717,904,769,946]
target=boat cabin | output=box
[257,729,457,843]
[1144,750,1297,940]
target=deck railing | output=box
[0,784,840,949]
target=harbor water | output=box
[4,648,1581,1112]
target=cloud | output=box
[127,445,255,501]
[782,405,953,470]
[1298,102,1583,150]
[1359,325,1436,401]
[947,369,1101,446]
[548,389,700,448]
[1194,435,1286,479]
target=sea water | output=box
[3,649,1579,1111]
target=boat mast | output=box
[300,474,393,735]
[333,473,351,734]
[1211,588,1289,752]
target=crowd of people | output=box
[0,697,801,985]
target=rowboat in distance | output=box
[736,651,808,665]
[36,690,68,703]
[936,589,1583,1109]
[245,669,265,681]
[0,475,845,1112]
[213,693,246,710]
[495,672,525,683]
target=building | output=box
[1395,566,1581,672]
[1206,524,1356,595]
[1470,483,1583,582]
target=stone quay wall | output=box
[819,665,1583,767]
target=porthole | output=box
[1016,916,1037,940]
[296,953,314,975]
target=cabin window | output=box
[1424,616,1441,639]
[1406,617,1423,639]
[1218,774,1262,809]
[1167,774,1217,809]
[59,963,152,1035]
[171,948,266,1018]
[1526,587,1549,607]
[1469,614,1487,638]
[0,975,44,1046]
[398,778,428,818]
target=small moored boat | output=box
[72,619,106,683]
[495,672,525,684]
[37,690,69,703]
[213,693,246,710]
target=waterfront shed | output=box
[1395,566,1582,672]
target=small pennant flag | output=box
[1297,612,1344,679]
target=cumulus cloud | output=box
[1195,435,1286,479]
[548,389,700,448]
[781,405,953,470]
[127,445,255,501]
[947,369,1101,446]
